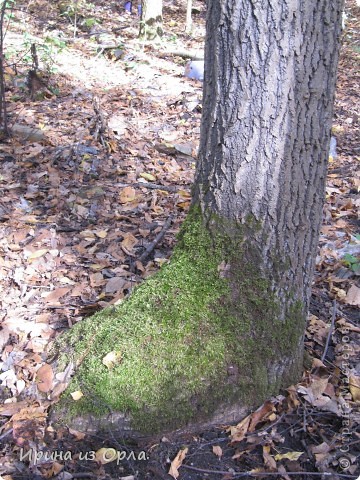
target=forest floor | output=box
[0,1,359,479]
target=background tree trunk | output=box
[139,0,163,40]
[0,0,9,135]
[185,0,193,34]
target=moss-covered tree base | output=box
[51,206,304,434]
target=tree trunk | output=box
[139,0,163,41]
[0,0,9,135]
[185,0,192,34]
[193,0,344,387]
[52,0,343,435]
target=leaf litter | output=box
[0,0,359,479]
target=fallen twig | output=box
[321,299,336,363]
[72,474,98,479]
[181,464,357,478]
[135,182,186,193]
[139,215,174,263]
[114,181,190,193]
[157,48,204,60]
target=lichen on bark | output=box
[138,0,163,41]
[52,206,304,433]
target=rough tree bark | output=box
[52,0,343,434]
[139,0,163,40]
[194,0,344,386]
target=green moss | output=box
[53,205,305,433]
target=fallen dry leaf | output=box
[12,405,47,422]
[262,445,276,470]
[345,284,360,306]
[121,232,138,252]
[50,362,74,399]
[297,376,329,404]
[90,272,106,287]
[42,287,71,303]
[95,229,108,238]
[0,401,30,417]
[47,461,64,476]
[0,326,11,351]
[70,390,84,401]
[69,428,86,441]
[228,414,251,443]
[332,286,347,301]
[232,447,253,460]
[102,351,122,369]
[59,276,76,285]
[27,249,48,261]
[119,186,136,204]
[248,400,276,432]
[349,374,360,402]
[286,385,301,408]
[105,276,126,294]
[212,445,222,458]
[274,451,304,461]
[140,172,156,181]
[310,377,330,399]
[70,282,88,297]
[169,448,188,479]
[80,229,96,239]
[277,465,292,480]
[307,315,330,345]
[311,442,331,465]
[36,363,54,393]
